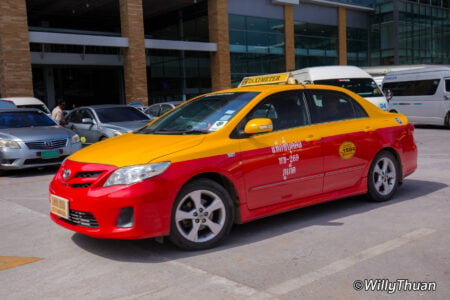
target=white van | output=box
[382,66,450,128]
[291,66,389,111]
[0,97,51,116]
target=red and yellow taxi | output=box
[49,73,417,250]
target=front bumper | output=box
[0,141,82,170]
[49,160,175,239]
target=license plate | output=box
[50,195,69,219]
[42,150,60,159]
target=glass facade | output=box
[347,27,369,66]
[148,50,211,102]
[229,14,285,86]
[294,22,339,68]
[144,1,209,42]
[371,0,450,65]
[26,0,121,35]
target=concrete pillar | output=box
[120,0,148,105]
[0,0,33,98]
[208,0,231,91]
[338,6,347,65]
[284,5,295,71]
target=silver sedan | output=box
[64,105,150,145]
[0,108,82,171]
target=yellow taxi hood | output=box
[68,133,206,167]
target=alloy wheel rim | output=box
[175,190,226,243]
[373,157,396,196]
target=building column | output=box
[120,0,148,105]
[208,0,231,91]
[284,5,295,71]
[338,6,347,65]
[0,0,33,98]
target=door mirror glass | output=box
[81,118,94,124]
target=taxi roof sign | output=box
[239,72,297,87]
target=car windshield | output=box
[95,107,149,123]
[138,92,259,134]
[0,111,56,128]
[315,78,383,97]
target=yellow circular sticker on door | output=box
[339,141,356,159]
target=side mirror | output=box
[81,118,94,124]
[244,118,273,134]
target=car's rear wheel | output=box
[169,179,234,250]
[366,151,400,202]
[445,112,450,129]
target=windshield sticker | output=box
[209,121,227,131]
[339,141,356,159]
[220,115,232,121]
[225,110,235,115]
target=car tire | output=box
[169,179,234,251]
[445,112,450,129]
[366,151,400,202]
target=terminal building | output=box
[0,0,449,108]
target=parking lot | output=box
[0,127,449,299]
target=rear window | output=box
[17,104,50,114]
[314,78,383,97]
[383,79,440,96]
[0,111,55,128]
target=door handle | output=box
[364,126,372,132]
[444,95,449,100]
[305,135,321,142]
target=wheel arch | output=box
[183,172,242,224]
[373,147,403,183]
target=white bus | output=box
[382,66,450,128]
[291,66,389,111]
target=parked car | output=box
[382,66,450,127]
[0,99,16,109]
[49,71,417,250]
[144,101,182,119]
[0,97,51,117]
[127,101,146,112]
[64,105,151,145]
[0,108,81,171]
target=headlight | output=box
[111,130,123,136]
[0,139,21,149]
[71,134,80,144]
[104,162,171,187]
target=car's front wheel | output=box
[169,179,234,250]
[366,151,400,202]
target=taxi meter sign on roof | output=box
[239,72,295,87]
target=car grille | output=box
[71,183,92,188]
[62,210,99,228]
[24,156,67,165]
[26,139,67,150]
[75,171,103,178]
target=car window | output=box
[307,90,368,124]
[314,78,383,97]
[79,109,94,120]
[139,92,259,134]
[146,105,160,117]
[0,111,55,128]
[67,110,82,123]
[160,104,173,115]
[246,91,309,132]
[445,79,450,92]
[95,107,149,122]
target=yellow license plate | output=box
[50,195,69,219]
